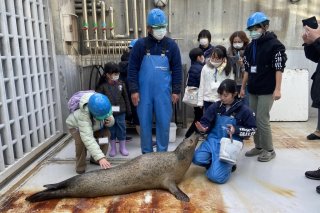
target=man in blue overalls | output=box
[128,8,182,154]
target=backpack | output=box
[67,90,95,113]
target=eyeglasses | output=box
[211,57,223,63]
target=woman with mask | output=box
[193,79,256,184]
[128,8,182,154]
[197,45,237,111]
[240,12,287,162]
[227,31,250,106]
[198,29,214,61]
[96,62,131,157]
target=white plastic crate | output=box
[270,69,309,121]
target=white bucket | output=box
[169,122,177,143]
[219,137,243,165]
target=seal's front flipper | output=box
[168,183,190,202]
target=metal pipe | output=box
[114,0,130,38]
[92,0,98,47]
[82,0,90,48]
[76,9,102,14]
[109,6,115,38]
[133,0,138,38]
[168,0,172,33]
[142,0,146,37]
[98,1,107,41]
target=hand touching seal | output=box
[195,121,208,133]
[99,158,111,169]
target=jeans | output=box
[109,113,126,141]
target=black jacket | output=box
[96,81,132,116]
[243,32,287,95]
[304,37,320,108]
[199,44,214,60]
[119,51,130,83]
[187,61,204,88]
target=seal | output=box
[26,134,200,203]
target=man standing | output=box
[302,22,320,195]
[128,8,182,154]
[240,12,287,162]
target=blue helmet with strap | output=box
[147,8,167,27]
[247,12,269,30]
[129,39,138,48]
[88,93,112,120]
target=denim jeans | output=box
[109,113,126,141]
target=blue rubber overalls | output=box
[137,43,172,154]
[193,114,242,184]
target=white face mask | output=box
[210,60,222,68]
[199,38,209,46]
[250,31,262,40]
[233,42,244,49]
[111,74,119,81]
[152,28,167,40]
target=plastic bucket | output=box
[219,137,243,165]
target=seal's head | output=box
[175,134,200,160]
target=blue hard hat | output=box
[247,12,269,29]
[129,39,138,48]
[88,93,112,120]
[147,8,167,27]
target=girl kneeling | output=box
[193,79,256,184]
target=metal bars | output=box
[0,0,61,173]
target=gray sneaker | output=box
[258,150,276,162]
[245,148,263,157]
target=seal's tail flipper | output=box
[25,180,69,202]
[25,189,60,202]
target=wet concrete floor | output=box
[0,119,320,212]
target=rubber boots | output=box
[119,140,129,156]
[109,140,117,157]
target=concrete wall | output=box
[49,0,320,131]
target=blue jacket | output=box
[187,61,204,88]
[200,98,256,139]
[128,34,182,94]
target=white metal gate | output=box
[0,0,62,176]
